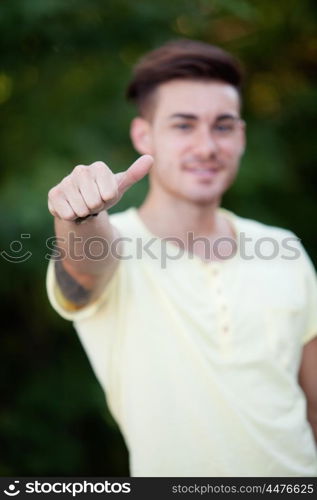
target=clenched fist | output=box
[48,155,153,221]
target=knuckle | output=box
[73,164,89,176]
[76,209,89,218]
[99,178,118,201]
[63,211,76,221]
[60,176,73,190]
[48,186,60,200]
[93,161,107,169]
[109,186,119,200]
[86,199,104,212]
[95,162,113,177]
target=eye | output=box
[215,123,234,132]
[173,123,193,130]
[213,120,236,133]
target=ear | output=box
[130,117,153,155]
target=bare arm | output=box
[53,211,120,306]
[48,156,153,307]
[299,335,317,443]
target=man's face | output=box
[132,79,246,207]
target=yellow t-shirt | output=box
[46,207,317,477]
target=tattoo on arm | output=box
[55,259,92,306]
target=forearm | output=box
[54,210,121,303]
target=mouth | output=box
[182,166,220,179]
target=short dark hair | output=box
[126,39,243,117]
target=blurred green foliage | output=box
[0,0,316,475]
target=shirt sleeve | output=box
[46,258,119,322]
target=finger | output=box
[66,185,90,218]
[48,199,58,217]
[59,175,92,217]
[115,154,153,196]
[73,172,105,213]
[52,196,77,221]
[93,162,119,203]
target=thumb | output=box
[115,154,153,195]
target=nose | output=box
[193,125,218,158]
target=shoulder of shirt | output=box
[108,207,140,237]
[230,211,297,241]
[227,210,311,267]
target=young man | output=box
[46,39,317,477]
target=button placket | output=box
[209,265,233,358]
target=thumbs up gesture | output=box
[48,155,153,221]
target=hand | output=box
[48,155,153,221]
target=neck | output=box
[138,187,236,261]
[138,188,222,241]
